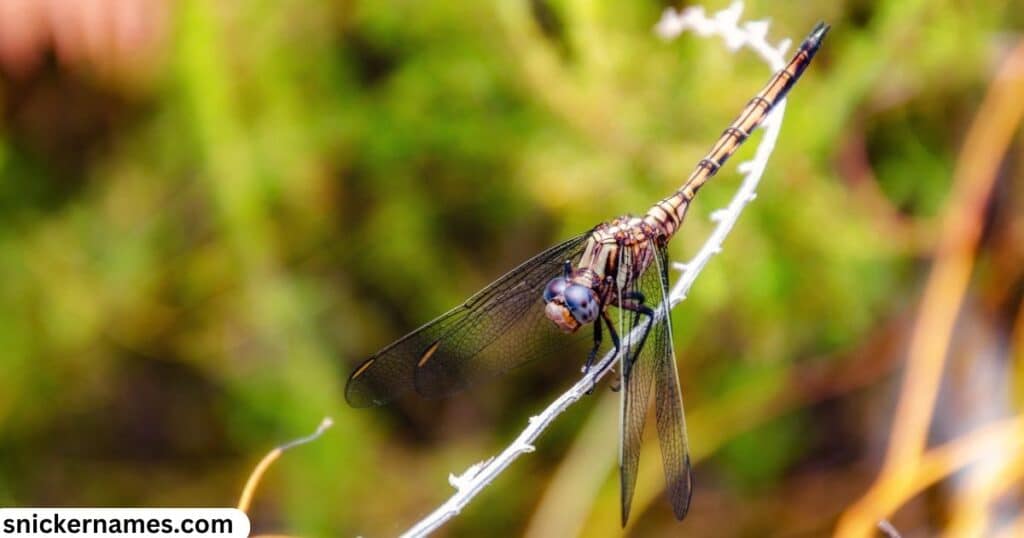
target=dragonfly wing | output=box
[618,244,657,526]
[649,242,693,520]
[346,231,592,407]
[618,240,692,525]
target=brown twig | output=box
[834,415,1024,538]
[912,416,1024,486]
[236,418,334,514]
[946,448,1024,536]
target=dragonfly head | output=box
[543,276,599,333]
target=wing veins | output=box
[345,231,591,406]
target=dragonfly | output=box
[347,22,829,526]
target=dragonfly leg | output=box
[601,309,622,365]
[584,310,623,394]
[581,314,604,374]
[584,310,622,395]
[602,307,626,391]
[602,275,622,357]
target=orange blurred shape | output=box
[0,0,168,81]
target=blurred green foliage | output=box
[1,0,1022,535]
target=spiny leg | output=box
[584,309,622,395]
[596,310,624,393]
[582,312,603,374]
[584,278,622,374]
[583,276,617,390]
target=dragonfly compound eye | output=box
[543,276,569,303]
[563,284,599,324]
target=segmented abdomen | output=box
[645,22,828,240]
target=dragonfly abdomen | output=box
[646,22,829,240]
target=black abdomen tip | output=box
[807,21,830,46]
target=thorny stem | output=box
[400,3,789,536]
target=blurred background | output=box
[1,0,1023,536]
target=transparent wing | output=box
[346,232,592,407]
[619,239,692,525]
[650,242,693,520]
[617,243,655,526]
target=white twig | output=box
[400,3,788,536]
